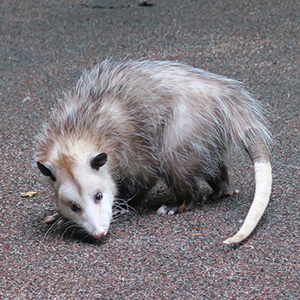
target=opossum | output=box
[36,59,272,245]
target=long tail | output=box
[223,133,272,245]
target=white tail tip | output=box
[223,162,272,245]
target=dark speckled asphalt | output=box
[0,0,299,299]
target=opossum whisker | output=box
[60,223,81,240]
[113,197,137,214]
[111,207,136,220]
[48,219,79,239]
[57,219,76,231]
[81,230,92,240]
[43,214,65,240]
[70,226,86,239]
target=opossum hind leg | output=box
[157,177,198,215]
[204,163,239,201]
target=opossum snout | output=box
[91,226,108,239]
[82,204,113,239]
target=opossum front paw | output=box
[204,187,239,202]
[112,207,130,216]
[44,212,62,224]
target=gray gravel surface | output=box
[0,0,299,299]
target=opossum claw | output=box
[44,212,62,224]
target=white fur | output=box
[54,153,116,238]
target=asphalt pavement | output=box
[0,0,299,299]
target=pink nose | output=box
[92,227,107,239]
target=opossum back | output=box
[36,60,271,170]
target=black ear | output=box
[37,161,56,181]
[90,153,107,171]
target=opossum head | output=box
[37,152,117,239]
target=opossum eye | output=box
[94,192,103,203]
[70,202,81,213]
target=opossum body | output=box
[36,60,272,244]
